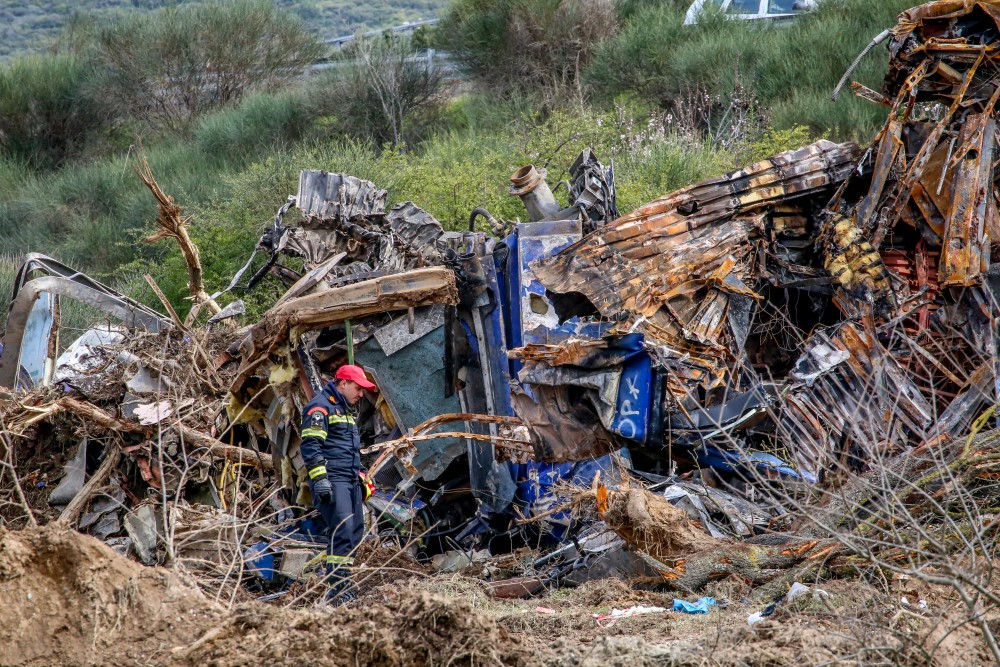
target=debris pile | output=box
[2,3,1000,662]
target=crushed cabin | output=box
[3,0,1000,600]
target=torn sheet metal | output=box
[448,238,519,512]
[260,171,453,284]
[531,140,859,335]
[510,334,654,460]
[0,254,171,389]
[661,481,773,538]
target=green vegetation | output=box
[0,0,446,61]
[0,0,919,324]
[85,1,323,133]
[439,0,618,100]
[586,0,916,139]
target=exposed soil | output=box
[1,525,996,666]
[0,524,217,666]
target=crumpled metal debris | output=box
[519,1,1000,481]
[8,0,1000,605]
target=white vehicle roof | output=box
[684,0,818,25]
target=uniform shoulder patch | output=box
[306,406,329,417]
[308,411,327,429]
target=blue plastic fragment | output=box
[673,597,716,614]
[244,541,277,581]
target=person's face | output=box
[339,380,365,406]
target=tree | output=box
[86,0,322,133]
[318,36,446,148]
[439,0,618,102]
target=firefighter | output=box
[299,363,377,605]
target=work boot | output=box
[323,567,357,606]
[324,585,357,606]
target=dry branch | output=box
[58,444,122,526]
[21,398,272,470]
[132,145,223,322]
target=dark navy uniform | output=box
[300,381,364,576]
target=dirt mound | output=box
[0,526,537,667]
[181,584,535,667]
[601,489,718,562]
[0,524,220,666]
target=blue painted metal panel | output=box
[465,246,517,511]
[514,221,612,346]
[511,451,626,542]
[496,234,520,354]
[610,353,653,445]
[697,445,818,483]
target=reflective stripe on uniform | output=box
[301,427,328,439]
[326,554,354,565]
[308,465,328,479]
[328,415,356,425]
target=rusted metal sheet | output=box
[231,267,458,393]
[778,322,935,477]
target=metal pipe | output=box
[509,164,561,221]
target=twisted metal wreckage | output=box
[3,0,1000,596]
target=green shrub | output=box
[85,0,322,132]
[195,89,315,160]
[439,0,619,100]
[311,36,448,147]
[587,0,916,140]
[0,54,108,169]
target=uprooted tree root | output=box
[589,486,841,596]
[576,424,1000,662]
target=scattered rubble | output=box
[3,1,1000,664]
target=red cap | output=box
[335,364,376,390]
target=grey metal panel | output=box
[374,305,445,356]
[356,324,464,481]
[0,254,171,389]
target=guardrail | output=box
[324,18,440,49]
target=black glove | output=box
[312,476,334,504]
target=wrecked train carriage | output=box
[526,1,1000,482]
[524,140,861,478]
[222,159,641,548]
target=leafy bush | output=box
[587,0,917,140]
[195,89,316,160]
[312,37,447,147]
[85,0,323,133]
[439,0,618,100]
[0,55,108,169]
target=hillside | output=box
[0,0,445,59]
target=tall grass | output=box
[0,140,236,277]
[194,89,315,161]
[587,0,917,140]
[0,54,108,169]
